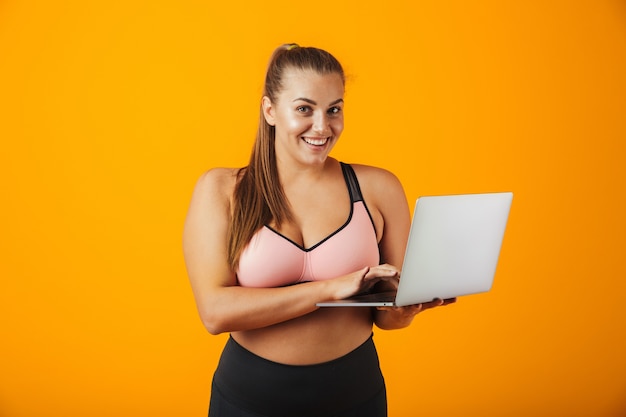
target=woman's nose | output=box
[312,112,331,135]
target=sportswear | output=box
[236,163,380,287]
[209,334,387,417]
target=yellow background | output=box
[1,1,625,416]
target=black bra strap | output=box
[340,162,364,203]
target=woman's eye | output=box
[296,106,310,113]
[328,107,342,115]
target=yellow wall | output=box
[1,1,625,416]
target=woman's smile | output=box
[302,136,330,146]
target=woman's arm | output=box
[182,169,396,335]
[353,165,454,330]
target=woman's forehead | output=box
[278,69,344,101]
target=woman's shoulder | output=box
[346,162,406,205]
[196,167,240,188]
[348,163,402,188]
[192,167,241,203]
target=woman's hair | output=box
[227,44,345,269]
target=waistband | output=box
[213,334,385,417]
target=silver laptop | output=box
[317,192,513,307]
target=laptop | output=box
[316,192,513,307]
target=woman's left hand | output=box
[374,297,456,329]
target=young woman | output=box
[183,44,453,417]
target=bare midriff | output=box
[231,307,373,365]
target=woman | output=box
[183,44,452,417]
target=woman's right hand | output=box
[326,264,400,301]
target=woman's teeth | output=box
[303,137,328,146]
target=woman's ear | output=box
[262,96,275,126]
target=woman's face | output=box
[263,68,344,167]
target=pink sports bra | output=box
[236,163,380,288]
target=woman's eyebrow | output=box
[292,98,344,106]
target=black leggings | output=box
[209,334,387,417]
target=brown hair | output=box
[227,44,345,269]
